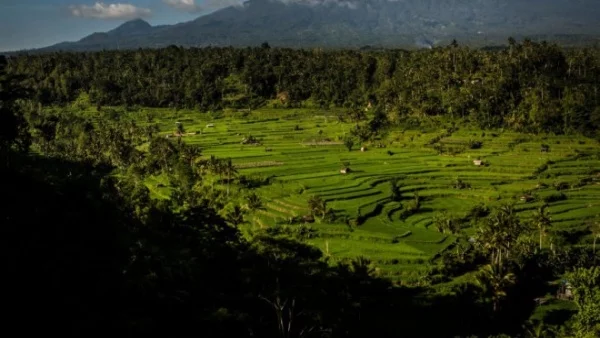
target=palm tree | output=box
[476,264,516,312]
[308,195,327,219]
[477,204,522,266]
[523,320,556,338]
[206,155,222,192]
[175,121,185,136]
[245,192,265,226]
[180,144,201,168]
[223,158,238,197]
[533,204,551,250]
[590,219,600,253]
[225,205,247,226]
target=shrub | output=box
[468,139,483,149]
[540,144,550,153]
[465,203,490,220]
[543,192,567,203]
[453,178,471,190]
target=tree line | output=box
[5,39,600,135]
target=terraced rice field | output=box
[141,107,600,281]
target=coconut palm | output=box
[476,264,517,312]
[590,219,600,253]
[175,121,185,135]
[533,204,552,250]
[207,155,222,191]
[523,320,556,338]
[308,195,327,219]
[225,205,247,226]
[477,204,523,266]
[180,144,201,168]
[245,192,265,227]
[222,158,238,197]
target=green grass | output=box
[126,107,600,281]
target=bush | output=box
[468,139,483,149]
[540,144,550,152]
[465,203,490,219]
[543,192,567,203]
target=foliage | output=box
[343,137,354,152]
[6,41,600,135]
[567,267,600,337]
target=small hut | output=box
[277,91,290,104]
[361,146,367,152]
[473,159,483,166]
[340,167,351,174]
[520,195,534,202]
[557,281,573,300]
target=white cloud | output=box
[70,2,151,19]
[162,0,243,12]
[162,0,199,11]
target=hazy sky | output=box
[0,1,243,51]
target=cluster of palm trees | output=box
[224,192,265,227]
[472,203,559,314]
[307,195,334,222]
[198,155,238,196]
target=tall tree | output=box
[533,204,552,250]
[476,264,517,312]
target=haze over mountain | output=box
[24,0,600,52]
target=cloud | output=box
[70,2,151,19]
[163,0,243,12]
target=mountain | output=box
[27,0,600,52]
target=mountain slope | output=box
[31,0,600,52]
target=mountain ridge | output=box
[12,0,600,53]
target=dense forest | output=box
[2,41,600,337]
[6,39,600,135]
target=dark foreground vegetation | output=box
[2,41,600,337]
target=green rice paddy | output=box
[137,107,600,281]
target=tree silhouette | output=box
[344,137,354,152]
[532,204,552,250]
[307,195,327,220]
[176,121,185,135]
[223,158,237,197]
[476,264,516,312]
[225,205,247,226]
[245,192,265,226]
[590,220,600,254]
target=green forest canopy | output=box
[6,39,600,135]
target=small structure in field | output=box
[556,281,573,300]
[206,123,215,128]
[520,195,534,202]
[473,159,483,166]
[277,91,290,104]
[302,214,315,223]
[340,167,351,174]
[361,146,367,152]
